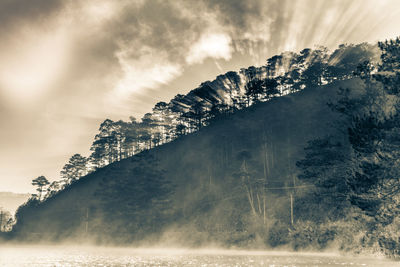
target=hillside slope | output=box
[12,78,365,245]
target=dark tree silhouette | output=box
[31,176,50,201]
[245,78,264,102]
[60,154,88,185]
[264,78,280,98]
[45,181,62,199]
[89,119,119,167]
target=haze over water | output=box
[0,246,397,267]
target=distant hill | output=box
[0,192,30,215]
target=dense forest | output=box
[4,38,400,259]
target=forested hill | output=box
[41,43,378,196]
[10,38,400,258]
[12,77,362,242]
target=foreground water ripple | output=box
[0,246,398,267]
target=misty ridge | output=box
[1,37,400,260]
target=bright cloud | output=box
[114,47,182,97]
[186,33,233,64]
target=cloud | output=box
[114,56,181,98]
[186,33,233,64]
[114,47,182,97]
[0,0,65,29]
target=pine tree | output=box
[60,154,88,185]
[31,176,50,201]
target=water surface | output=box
[0,246,398,267]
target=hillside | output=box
[10,38,400,258]
[11,77,364,245]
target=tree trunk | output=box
[263,195,266,225]
[256,193,262,214]
[245,184,257,216]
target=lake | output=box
[0,246,398,266]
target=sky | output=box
[0,0,400,193]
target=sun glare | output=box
[0,30,70,102]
